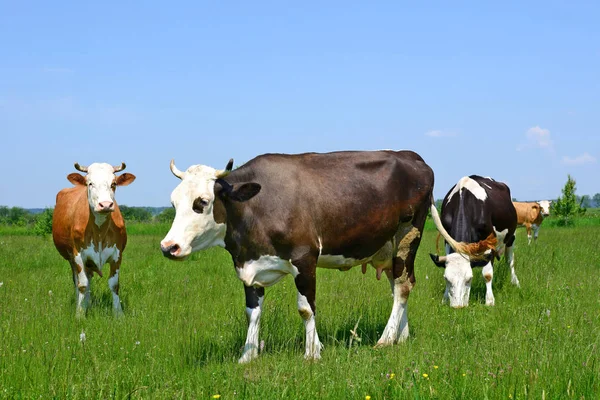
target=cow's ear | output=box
[230,183,261,202]
[67,173,86,186]
[429,253,446,268]
[116,173,136,186]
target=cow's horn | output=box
[170,159,184,179]
[216,158,234,178]
[74,162,88,173]
[113,162,126,172]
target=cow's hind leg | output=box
[532,224,540,242]
[239,285,264,364]
[293,253,322,360]
[377,216,425,346]
[108,260,123,316]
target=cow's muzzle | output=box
[161,242,184,260]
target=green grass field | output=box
[1,223,598,399]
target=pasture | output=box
[0,223,598,399]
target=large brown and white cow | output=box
[52,162,136,317]
[429,176,519,308]
[160,150,434,362]
[513,200,551,244]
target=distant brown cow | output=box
[52,162,135,317]
[512,201,551,244]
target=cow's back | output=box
[442,176,516,244]
[223,150,433,258]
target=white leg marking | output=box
[239,296,263,364]
[377,271,410,345]
[298,293,322,360]
[108,269,123,316]
[482,262,495,306]
[75,269,90,318]
[507,245,520,287]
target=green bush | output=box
[33,208,53,236]
[552,175,586,226]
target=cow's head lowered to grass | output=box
[429,235,496,308]
[160,159,261,260]
[67,162,136,214]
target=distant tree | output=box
[33,208,54,236]
[156,208,175,223]
[119,206,153,222]
[593,193,600,208]
[0,206,8,224]
[579,195,591,209]
[553,175,586,226]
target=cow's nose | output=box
[99,201,114,210]
[161,243,180,258]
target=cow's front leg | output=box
[293,255,322,360]
[239,285,264,364]
[108,260,123,317]
[482,261,495,306]
[70,258,91,318]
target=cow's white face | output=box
[85,164,119,213]
[538,200,551,217]
[161,165,226,259]
[67,163,135,214]
[442,253,473,308]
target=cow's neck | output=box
[90,209,111,231]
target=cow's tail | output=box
[429,194,497,259]
[429,198,466,254]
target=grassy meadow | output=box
[0,222,598,399]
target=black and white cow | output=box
[429,175,519,308]
[160,150,434,362]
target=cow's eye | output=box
[192,198,209,214]
[111,183,117,189]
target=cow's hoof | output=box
[238,347,258,364]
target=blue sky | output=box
[1,1,598,208]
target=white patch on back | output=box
[236,255,299,287]
[447,176,488,204]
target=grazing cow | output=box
[512,200,551,244]
[429,176,519,308]
[160,150,434,362]
[52,162,136,317]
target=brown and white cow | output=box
[512,200,551,244]
[160,150,434,362]
[52,162,136,317]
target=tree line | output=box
[1,176,598,233]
